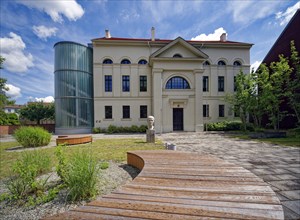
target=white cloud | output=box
[191,27,227,41]
[0,32,34,73]
[18,0,84,23]
[33,25,58,40]
[251,60,261,72]
[276,1,300,26]
[34,96,54,103]
[228,1,282,24]
[5,84,22,98]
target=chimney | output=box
[220,33,227,42]
[105,29,111,38]
[151,27,155,41]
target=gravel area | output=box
[0,161,139,220]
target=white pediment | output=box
[150,37,208,59]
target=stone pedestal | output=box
[146,129,155,143]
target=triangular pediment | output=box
[150,37,208,59]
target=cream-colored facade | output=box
[92,33,252,133]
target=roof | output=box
[262,9,300,65]
[91,37,253,46]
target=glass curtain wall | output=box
[54,42,93,134]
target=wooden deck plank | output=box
[44,150,284,219]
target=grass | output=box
[0,138,164,180]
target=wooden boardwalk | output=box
[47,150,284,219]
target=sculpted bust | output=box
[147,116,155,130]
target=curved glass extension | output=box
[54,42,93,134]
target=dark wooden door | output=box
[173,108,183,131]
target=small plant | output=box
[100,161,109,170]
[63,150,99,201]
[14,126,51,148]
[55,145,68,182]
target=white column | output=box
[152,68,163,133]
[194,69,204,132]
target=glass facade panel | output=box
[54,42,93,133]
[166,77,190,89]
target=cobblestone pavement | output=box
[161,132,300,220]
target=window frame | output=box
[203,104,209,117]
[218,60,226,66]
[105,106,112,119]
[203,76,209,92]
[138,59,148,65]
[122,105,130,119]
[219,105,225,117]
[139,75,147,92]
[121,59,131,64]
[233,61,242,66]
[103,59,113,64]
[218,76,225,92]
[122,75,130,92]
[166,76,191,89]
[140,105,147,118]
[104,75,112,92]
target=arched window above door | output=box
[166,76,190,89]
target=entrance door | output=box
[173,108,183,131]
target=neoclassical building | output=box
[54,29,252,134]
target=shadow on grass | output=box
[119,164,140,179]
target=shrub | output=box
[14,126,51,148]
[55,145,68,183]
[8,150,51,199]
[0,111,20,125]
[63,150,99,201]
[105,125,147,134]
[205,121,242,131]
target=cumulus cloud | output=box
[0,32,34,73]
[5,84,22,98]
[34,96,54,103]
[228,1,282,24]
[276,1,300,26]
[18,0,84,23]
[33,25,58,40]
[251,60,262,72]
[191,27,227,41]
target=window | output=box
[103,59,113,64]
[203,76,209,92]
[219,105,225,117]
[122,75,130,92]
[233,61,241,66]
[173,54,182,58]
[105,75,112,92]
[138,59,148,64]
[203,104,209,117]
[218,60,226,66]
[234,76,237,91]
[121,59,131,64]
[140,105,147,118]
[123,106,130,118]
[203,61,210,66]
[218,76,225,92]
[105,106,112,119]
[166,77,190,89]
[140,76,147,92]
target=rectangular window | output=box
[218,76,225,92]
[140,76,147,92]
[122,75,130,92]
[140,105,147,118]
[123,105,130,118]
[203,104,209,117]
[105,75,112,92]
[203,76,209,92]
[105,106,112,119]
[219,105,225,117]
[234,76,237,91]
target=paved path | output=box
[47,150,283,219]
[161,132,300,220]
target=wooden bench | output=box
[56,135,92,146]
[46,150,284,219]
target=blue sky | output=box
[0,0,299,104]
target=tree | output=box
[287,41,300,125]
[0,56,15,109]
[20,102,55,125]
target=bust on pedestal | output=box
[146,116,155,143]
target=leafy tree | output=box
[20,102,54,125]
[287,41,300,124]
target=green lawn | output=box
[0,138,164,180]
